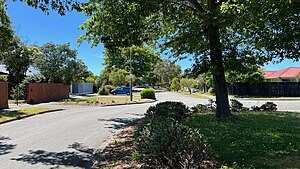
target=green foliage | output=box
[145,101,190,121]
[226,65,265,84]
[36,43,90,84]
[170,77,181,92]
[140,88,155,100]
[260,102,278,111]
[230,99,244,112]
[134,117,210,168]
[153,59,181,87]
[187,111,300,168]
[104,85,115,93]
[251,102,278,111]
[104,45,161,82]
[98,86,109,95]
[0,75,7,81]
[23,74,46,83]
[180,78,198,92]
[108,68,130,87]
[78,0,300,117]
[10,85,25,100]
[191,104,210,114]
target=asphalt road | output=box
[0,92,300,169]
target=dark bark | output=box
[207,0,231,118]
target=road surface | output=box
[0,92,299,169]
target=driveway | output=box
[0,92,299,169]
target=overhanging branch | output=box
[186,0,206,15]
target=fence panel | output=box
[0,82,8,109]
[27,83,69,104]
[228,82,300,97]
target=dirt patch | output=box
[97,126,143,169]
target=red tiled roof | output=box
[264,67,300,79]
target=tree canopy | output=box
[77,0,300,118]
[36,43,90,84]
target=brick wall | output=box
[27,83,69,104]
[0,82,8,109]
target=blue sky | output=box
[7,1,299,75]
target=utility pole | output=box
[130,50,133,101]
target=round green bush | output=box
[134,117,210,168]
[140,88,156,100]
[145,101,190,121]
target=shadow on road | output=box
[0,136,16,156]
[98,117,140,129]
[11,142,99,169]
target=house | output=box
[0,64,9,75]
[264,67,300,82]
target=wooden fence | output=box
[0,82,8,109]
[227,82,300,97]
[27,83,69,104]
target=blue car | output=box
[110,86,131,95]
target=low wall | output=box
[0,82,8,109]
[27,83,69,104]
[70,83,93,95]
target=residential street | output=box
[1,92,300,169]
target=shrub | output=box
[10,85,25,100]
[230,99,243,112]
[251,102,277,111]
[104,85,116,92]
[260,102,277,111]
[207,99,216,112]
[191,104,209,114]
[134,117,210,168]
[140,88,156,100]
[98,86,109,95]
[208,88,215,95]
[145,101,190,121]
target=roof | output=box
[264,67,300,79]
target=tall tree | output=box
[37,43,90,84]
[0,0,13,57]
[103,45,161,84]
[1,36,38,86]
[154,59,181,87]
[78,0,300,118]
[108,68,130,87]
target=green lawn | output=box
[187,111,300,168]
[0,107,56,122]
[177,92,210,99]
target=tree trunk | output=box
[207,0,231,118]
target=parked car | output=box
[110,86,131,95]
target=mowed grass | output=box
[0,107,56,122]
[177,92,210,99]
[187,111,300,168]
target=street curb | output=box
[0,109,64,125]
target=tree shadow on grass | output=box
[98,117,140,130]
[0,136,16,156]
[11,142,98,169]
[187,112,300,168]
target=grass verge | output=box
[0,107,57,122]
[187,111,300,168]
[177,92,210,99]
